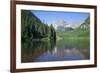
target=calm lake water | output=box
[21,38,90,63]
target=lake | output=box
[21,38,90,63]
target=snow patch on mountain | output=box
[52,19,81,30]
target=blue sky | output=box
[31,10,90,25]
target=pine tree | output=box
[50,24,56,40]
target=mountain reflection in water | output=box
[21,39,90,63]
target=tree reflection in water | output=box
[21,39,90,63]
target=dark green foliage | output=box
[85,16,90,24]
[79,16,90,29]
[21,10,56,43]
[65,27,73,31]
[49,24,56,40]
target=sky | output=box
[31,10,90,25]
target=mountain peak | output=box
[55,19,68,26]
[52,19,68,30]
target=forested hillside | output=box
[21,10,56,43]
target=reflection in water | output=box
[21,39,90,63]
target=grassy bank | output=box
[56,28,90,39]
